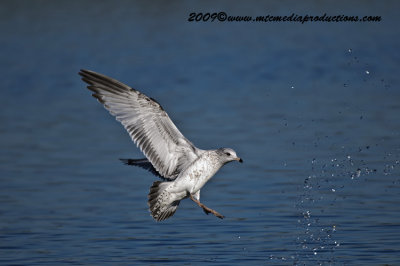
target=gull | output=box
[79,70,243,221]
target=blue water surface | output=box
[1,1,399,265]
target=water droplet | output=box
[348,48,352,53]
[356,169,361,178]
[365,70,370,75]
[291,86,295,89]
[331,188,336,192]
[303,210,311,218]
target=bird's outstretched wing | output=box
[79,69,203,180]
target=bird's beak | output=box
[235,157,243,163]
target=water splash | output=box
[293,144,400,265]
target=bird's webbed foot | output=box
[189,194,224,219]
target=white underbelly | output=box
[173,155,220,194]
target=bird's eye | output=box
[225,152,231,156]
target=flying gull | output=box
[79,70,243,221]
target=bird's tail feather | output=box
[148,181,180,221]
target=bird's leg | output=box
[189,194,224,219]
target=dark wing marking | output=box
[120,158,171,180]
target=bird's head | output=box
[217,148,243,164]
